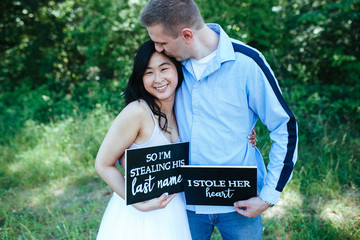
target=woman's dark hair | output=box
[123,40,183,132]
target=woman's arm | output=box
[95,102,143,199]
[95,101,177,211]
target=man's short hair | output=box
[140,0,204,39]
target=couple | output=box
[95,0,298,240]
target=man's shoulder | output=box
[230,39,262,60]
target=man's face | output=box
[147,24,188,61]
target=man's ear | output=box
[180,28,193,43]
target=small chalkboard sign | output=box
[181,166,257,206]
[125,142,189,205]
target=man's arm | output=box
[234,53,298,217]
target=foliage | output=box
[0,0,359,239]
[280,0,360,85]
[0,0,148,144]
[197,0,281,52]
[0,0,148,92]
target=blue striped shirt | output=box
[175,24,298,214]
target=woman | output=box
[95,40,257,240]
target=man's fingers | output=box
[248,135,255,140]
[234,200,250,215]
[234,207,247,215]
[234,200,247,208]
[248,130,257,147]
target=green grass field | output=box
[1,102,359,239]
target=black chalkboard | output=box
[125,142,189,205]
[181,166,257,206]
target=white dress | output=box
[96,103,192,240]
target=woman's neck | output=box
[156,98,175,118]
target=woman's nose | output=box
[154,73,162,83]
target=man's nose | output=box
[155,43,164,52]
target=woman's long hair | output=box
[123,40,183,132]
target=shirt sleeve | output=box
[246,53,298,205]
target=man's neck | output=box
[191,25,219,60]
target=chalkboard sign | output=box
[125,142,189,205]
[181,166,257,206]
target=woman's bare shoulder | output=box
[119,100,149,119]
[111,100,152,129]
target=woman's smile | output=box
[155,84,169,92]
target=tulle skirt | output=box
[96,192,192,240]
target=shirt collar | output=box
[207,23,235,63]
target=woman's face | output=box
[143,52,179,102]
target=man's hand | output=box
[233,197,269,218]
[248,128,257,147]
[132,193,176,212]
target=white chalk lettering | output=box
[205,187,235,199]
[244,180,250,187]
[187,180,192,187]
[146,153,158,162]
[172,159,185,168]
[190,180,227,188]
[130,162,173,177]
[160,150,171,160]
[131,175,155,196]
[228,180,251,187]
[157,175,183,188]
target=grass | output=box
[1,92,359,239]
[0,105,113,239]
[0,174,108,239]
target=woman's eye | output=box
[161,68,169,72]
[145,71,152,75]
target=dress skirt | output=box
[96,192,192,240]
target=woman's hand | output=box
[132,193,177,212]
[248,128,258,147]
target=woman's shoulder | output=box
[123,100,150,116]
[117,100,154,144]
[116,100,151,123]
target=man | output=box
[140,0,298,239]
